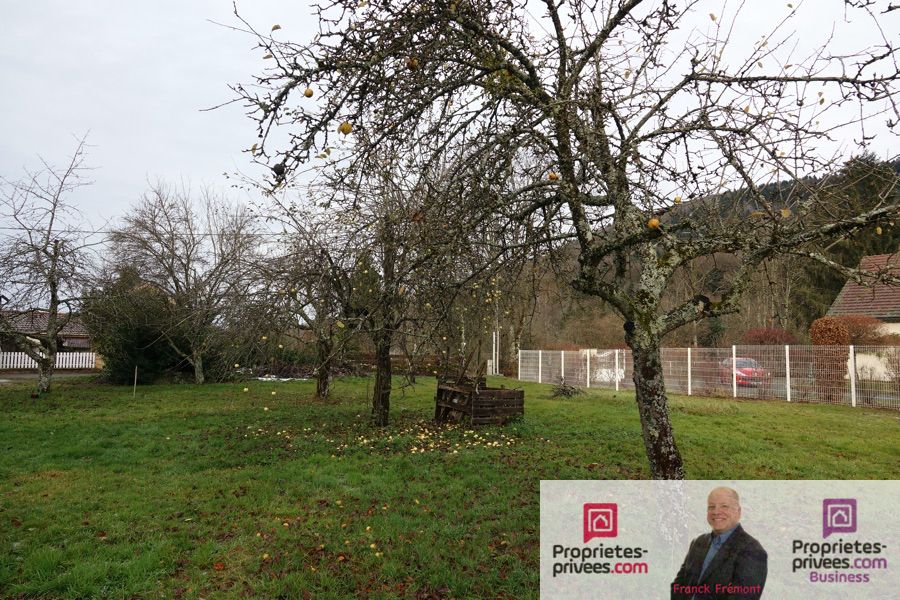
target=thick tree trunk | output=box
[372,332,392,426]
[629,340,685,479]
[192,351,205,385]
[36,356,54,394]
[315,337,333,399]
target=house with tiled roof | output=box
[0,310,92,351]
[827,253,900,335]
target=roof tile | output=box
[1,310,89,337]
[827,253,900,320]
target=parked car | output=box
[718,357,771,387]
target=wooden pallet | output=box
[435,381,524,426]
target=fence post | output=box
[538,350,542,384]
[849,345,857,408]
[785,345,791,403]
[495,331,499,375]
[732,345,737,398]
[489,332,493,375]
[517,350,521,381]
[560,350,565,383]
[687,347,692,396]
[614,349,620,392]
[586,350,590,388]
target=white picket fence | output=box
[0,351,97,370]
[518,345,900,410]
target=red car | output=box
[719,358,771,387]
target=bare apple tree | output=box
[0,139,97,394]
[262,202,358,400]
[110,182,260,384]
[312,147,506,425]
[236,0,900,477]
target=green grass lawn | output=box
[1,376,898,599]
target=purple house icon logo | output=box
[823,499,857,538]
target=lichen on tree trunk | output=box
[36,357,55,394]
[629,340,685,479]
[192,351,205,385]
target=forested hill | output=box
[517,156,899,349]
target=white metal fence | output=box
[517,345,900,410]
[0,352,97,370]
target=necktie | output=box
[691,536,723,599]
[700,534,722,579]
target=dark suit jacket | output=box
[671,524,767,600]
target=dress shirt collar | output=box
[711,524,739,546]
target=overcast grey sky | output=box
[1,1,897,230]
[0,0,318,227]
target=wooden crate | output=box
[435,380,524,426]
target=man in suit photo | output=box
[671,486,767,599]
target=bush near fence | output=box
[517,345,900,410]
